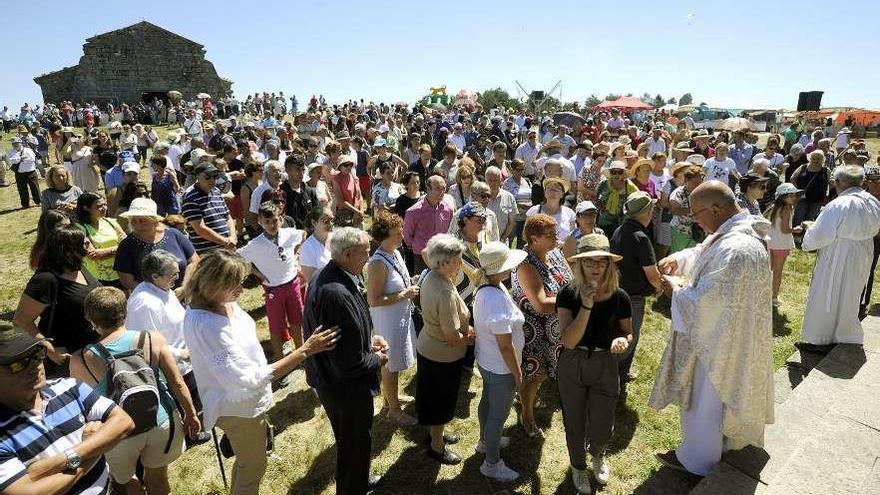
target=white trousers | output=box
[676,360,724,476]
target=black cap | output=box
[739,173,770,186]
[195,163,221,177]
[0,322,48,365]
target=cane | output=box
[211,428,228,489]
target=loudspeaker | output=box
[531,91,545,100]
[797,91,823,112]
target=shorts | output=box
[227,195,244,220]
[770,248,791,258]
[264,278,304,340]
[105,409,185,483]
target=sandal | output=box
[520,417,544,438]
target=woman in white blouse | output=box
[473,242,527,482]
[182,250,338,495]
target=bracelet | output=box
[581,304,593,310]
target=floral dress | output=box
[511,247,573,379]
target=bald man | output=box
[649,181,775,476]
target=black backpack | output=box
[83,332,175,452]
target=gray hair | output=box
[789,143,804,156]
[141,249,180,283]
[471,181,490,195]
[153,141,170,152]
[484,166,502,179]
[751,157,770,172]
[425,234,465,270]
[329,227,369,260]
[833,165,865,188]
[808,150,825,163]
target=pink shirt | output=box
[403,196,453,255]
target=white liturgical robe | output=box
[650,211,775,475]
[801,187,880,345]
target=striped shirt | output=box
[0,378,116,494]
[181,185,230,253]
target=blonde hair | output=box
[571,256,619,297]
[182,250,250,308]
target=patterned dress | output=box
[511,248,573,379]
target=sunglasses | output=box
[609,170,625,176]
[2,347,46,374]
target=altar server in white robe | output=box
[800,165,880,347]
[650,181,775,476]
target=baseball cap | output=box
[457,201,488,221]
[373,137,387,147]
[378,124,390,133]
[575,201,598,215]
[0,321,49,366]
[774,183,804,200]
[121,161,140,174]
[195,163,221,177]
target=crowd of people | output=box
[1,95,879,495]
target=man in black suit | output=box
[303,227,388,494]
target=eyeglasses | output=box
[581,258,609,268]
[2,347,46,374]
[320,216,334,225]
[609,170,625,176]
[475,193,490,199]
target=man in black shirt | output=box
[611,191,663,393]
[280,154,318,230]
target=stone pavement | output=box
[688,316,880,495]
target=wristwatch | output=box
[64,449,82,471]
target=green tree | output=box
[584,94,602,108]
[478,87,520,111]
[652,94,665,107]
[640,92,653,103]
[667,97,678,104]
[679,93,693,105]
[605,93,620,101]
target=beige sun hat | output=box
[479,242,528,276]
[567,233,622,262]
[118,198,164,220]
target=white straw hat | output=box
[118,198,163,220]
[479,242,528,276]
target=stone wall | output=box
[34,22,232,105]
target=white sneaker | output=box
[475,436,510,454]
[772,298,781,307]
[571,467,591,494]
[592,455,610,485]
[480,459,519,482]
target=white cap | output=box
[121,161,140,173]
[378,124,390,133]
[575,201,598,215]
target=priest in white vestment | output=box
[801,165,880,346]
[650,181,775,476]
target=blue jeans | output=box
[477,365,516,464]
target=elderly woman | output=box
[330,155,364,228]
[367,211,420,426]
[115,198,198,292]
[15,226,102,372]
[74,192,126,288]
[126,249,194,396]
[41,165,82,212]
[630,158,657,197]
[791,150,831,225]
[502,159,532,247]
[183,250,338,495]
[736,174,770,215]
[526,177,576,245]
[596,161,638,234]
[668,165,706,253]
[557,233,633,490]
[69,286,201,495]
[472,242,527,482]
[300,206,334,284]
[417,234,473,465]
[782,142,808,183]
[511,214,573,437]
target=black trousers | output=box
[15,171,40,208]
[316,386,374,495]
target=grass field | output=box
[1,127,877,495]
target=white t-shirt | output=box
[125,281,190,375]
[536,154,577,183]
[473,285,525,375]
[703,157,736,184]
[526,204,576,242]
[300,234,331,278]
[648,169,671,194]
[249,181,273,214]
[237,228,304,286]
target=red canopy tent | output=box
[594,96,654,111]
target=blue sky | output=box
[5,0,879,109]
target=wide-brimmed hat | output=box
[479,242,528,276]
[0,322,49,365]
[543,140,563,152]
[118,197,164,220]
[738,173,770,188]
[542,177,570,194]
[337,154,355,167]
[604,160,628,179]
[623,191,657,217]
[673,142,694,153]
[685,154,706,166]
[669,161,692,177]
[629,158,653,177]
[618,135,632,146]
[839,127,852,134]
[774,182,804,200]
[567,233,622,262]
[306,162,323,175]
